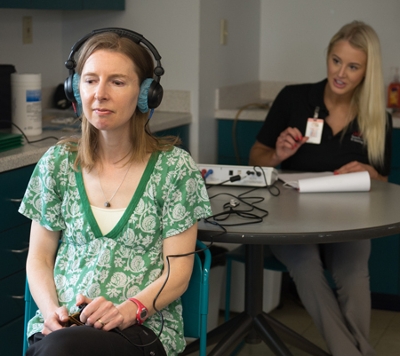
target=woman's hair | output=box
[61,32,180,171]
[327,20,387,168]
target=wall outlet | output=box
[23,16,33,44]
[198,164,278,187]
[220,19,228,45]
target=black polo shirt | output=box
[256,79,392,176]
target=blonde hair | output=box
[327,21,387,168]
[60,32,180,171]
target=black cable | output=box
[112,229,216,348]
[205,191,269,227]
[253,165,281,196]
[0,120,59,143]
[203,163,284,228]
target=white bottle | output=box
[11,73,42,136]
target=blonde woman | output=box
[250,21,391,356]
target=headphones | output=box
[64,27,165,117]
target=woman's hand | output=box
[76,294,125,331]
[249,128,308,167]
[334,161,388,181]
[275,127,308,162]
[41,306,69,335]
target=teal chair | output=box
[22,279,38,355]
[22,240,211,356]
[181,240,211,356]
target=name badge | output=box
[305,106,324,144]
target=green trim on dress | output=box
[74,152,160,239]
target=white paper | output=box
[297,171,371,193]
[279,172,333,188]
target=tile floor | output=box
[192,291,400,356]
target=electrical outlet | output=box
[220,19,228,45]
[198,164,278,187]
[23,16,33,44]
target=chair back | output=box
[22,280,37,355]
[181,240,211,356]
[23,240,211,356]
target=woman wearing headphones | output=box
[20,29,211,356]
[250,21,391,356]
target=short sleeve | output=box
[154,148,212,239]
[18,145,72,231]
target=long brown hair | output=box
[61,32,180,171]
[327,21,387,168]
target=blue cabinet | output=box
[155,125,190,153]
[83,0,125,10]
[388,128,400,184]
[0,0,125,10]
[31,0,82,9]
[0,0,30,8]
[0,317,25,356]
[369,128,400,309]
[369,236,400,295]
[217,119,263,165]
[0,165,34,356]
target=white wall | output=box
[0,9,64,108]
[259,0,400,86]
[198,0,261,163]
[61,1,200,91]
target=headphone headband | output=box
[64,27,164,116]
[65,27,164,79]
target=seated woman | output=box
[20,28,211,356]
[249,21,392,356]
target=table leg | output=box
[262,313,331,356]
[208,314,253,356]
[183,244,331,356]
[253,314,293,355]
[245,245,293,356]
[247,243,330,355]
[181,312,246,355]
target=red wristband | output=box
[128,298,149,325]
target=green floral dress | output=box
[19,144,212,356]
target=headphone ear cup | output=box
[147,80,163,110]
[138,78,164,113]
[64,75,75,103]
[72,74,82,116]
[64,73,82,116]
[137,78,153,113]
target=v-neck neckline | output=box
[75,151,159,239]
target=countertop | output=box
[215,107,400,129]
[0,111,191,173]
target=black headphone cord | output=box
[0,120,59,144]
[111,229,218,348]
